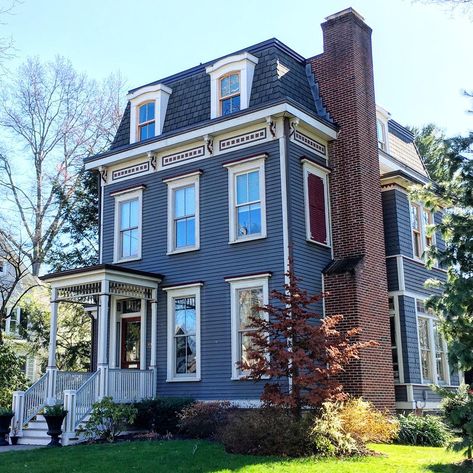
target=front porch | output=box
[11,264,162,445]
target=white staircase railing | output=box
[22,372,49,425]
[108,369,153,403]
[56,372,93,401]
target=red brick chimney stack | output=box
[310,8,395,410]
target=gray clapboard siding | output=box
[386,258,399,292]
[403,258,446,297]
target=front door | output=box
[121,317,141,369]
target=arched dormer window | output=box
[219,73,240,116]
[138,102,155,141]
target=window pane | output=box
[139,104,147,124]
[418,318,430,349]
[120,201,130,230]
[411,205,419,229]
[230,74,239,93]
[185,186,195,216]
[240,332,255,367]
[238,288,262,329]
[237,205,250,236]
[147,102,155,120]
[236,174,248,205]
[249,203,261,234]
[175,219,186,248]
[220,76,230,97]
[421,350,432,382]
[187,336,196,373]
[175,337,186,373]
[231,95,240,113]
[221,97,232,116]
[121,230,131,257]
[248,171,259,202]
[186,217,195,246]
[129,199,139,227]
[129,228,139,256]
[175,188,186,218]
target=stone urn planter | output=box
[0,408,14,447]
[43,405,67,447]
[10,435,19,445]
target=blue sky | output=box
[3,0,473,135]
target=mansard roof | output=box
[109,38,333,152]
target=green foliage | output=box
[43,404,67,416]
[437,384,473,459]
[396,413,451,447]
[411,132,473,372]
[0,406,13,415]
[177,401,233,439]
[219,408,315,457]
[80,397,137,443]
[0,342,28,408]
[133,397,193,435]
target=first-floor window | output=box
[226,274,269,379]
[165,284,201,381]
[417,299,449,385]
[388,297,400,382]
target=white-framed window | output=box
[164,283,201,382]
[206,52,258,119]
[388,297,400,382]
[127,83,172,143]
[113,187,143,263]
[137,101,155,141]
[376,119,387,151]
[302,159,331,247]
[165,172,200,254]
[410,202,435,260]
[224,155,266,243]
[5,307,21,336]
[226,274,269,380]
[416,299,450,385]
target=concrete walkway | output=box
[0,444,45,453]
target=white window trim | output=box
[206,52,258,119]
[389,296,404,384]
[224,155,267,244]
[127,83,173,144]
[165,172,201,255]
[409,201,436,262]
[113,188,143,263]
[164,283,202,382]
[416,299,450,386]
[376,105,390,153]
[227,274,269,380]
[302,159,331,248]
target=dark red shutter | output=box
[308,173,327,244]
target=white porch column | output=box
[97,280,110,399]
[11,391,25,437]
[150,288,158,397]
[46,287,59,405]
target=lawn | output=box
[0,440,469,473]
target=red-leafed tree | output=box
[240,264,378,418]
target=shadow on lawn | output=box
[427,461,473,473]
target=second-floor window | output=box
[113,188,143,262]
[138,102,155,141]
[220,73,240,116]
[410,203,435,260]
[377,119,386,151]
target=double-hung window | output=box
[165,284,201,382]
[138,102,155,141]
[219,73,240,116]
[410,202,435,260]
[416,299,449,385]
[113,187,143,262]
[302,159,331,246]
[165,172,200,254]
[225,155,266,243]
[226,274,269,379]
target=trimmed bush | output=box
[339,398,400,444]
[219,408,315,457]
[134,397,194,435]
[178,401,233,439]
[396,413,451,447]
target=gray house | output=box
[11,8,460,445]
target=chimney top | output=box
[325,7,365,22]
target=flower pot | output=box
[44,413,67,447]
[0,414,13,447]
[10,435,19,445]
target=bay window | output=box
[410,203,434,260]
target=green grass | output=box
[0,440,469,473]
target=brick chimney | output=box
[310,8,395,410]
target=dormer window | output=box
[206,52,258,119]
[220,73,240,116]
[138,102,155,141]
[377,119,386,151]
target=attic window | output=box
[377,119,386,151]
[206,52,258,119]
[138,102,155,141]
[220,73,240,116]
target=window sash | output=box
[219,73,240,115]
[173,296,197,376]
[173,185,196,249]
[411,203,435,260]
[234,169,262,238]
[118,198,140,259]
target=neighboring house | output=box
[0,252,42,383]
[11,7,460,445]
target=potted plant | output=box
[42,404,67,447]
[0,407,14,447]
[10,421,20,445]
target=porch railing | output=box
[56,372,93,401]
[21,372,49,425]
[108,369,153,403]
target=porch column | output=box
[150,288,158,396]
[97,280,110,399]
[46,287,59,405]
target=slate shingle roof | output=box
[109,38,334,151]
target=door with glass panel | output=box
[121,316,141,369]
